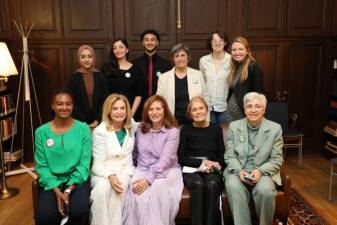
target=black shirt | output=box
[174,75,190,125]
[178,123,225,169]
[132,53,171,98]
[101,64,145,106]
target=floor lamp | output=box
[0,42,19,199]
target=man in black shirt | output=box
[133,29,171,99]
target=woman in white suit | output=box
[90,93,137,225]
[157,43,209,125]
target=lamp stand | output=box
[0,124,19,200]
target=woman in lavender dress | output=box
[123,95,183,225]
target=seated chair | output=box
[265,101,304,168]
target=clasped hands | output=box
[201,159,222,173]
[53,188,70,217]
[109,174,149,195]
[239,169,262,185]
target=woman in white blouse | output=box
[90,93,137,225]
[199,31,231,126]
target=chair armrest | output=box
[280,168,292,219]
[32,178,40,215]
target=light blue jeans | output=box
[210,111,229,125]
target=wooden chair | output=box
[328,157,337,201]
[265,101,304,168]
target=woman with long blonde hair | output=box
[90,94,137,225]
[227,36,263,122]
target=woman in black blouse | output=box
[177,96,225,225]
[67,45,108,129]
[101,38,144,119]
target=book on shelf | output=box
[323,120,337,136]
[4,148,22,162]
[0,117,16,140]
[0,94,14,116]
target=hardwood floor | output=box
[0,152,336,225]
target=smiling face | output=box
[148,100,164,128]
[52,93,73,119]
[142,33,159,54]
[189,100,208,123]
[173,50,188,70]
[244,97,265,126]
[211,33,225,53]
[109,99,127,124]
[79,49,94,70]
[113,40,129,60]
[231,41,249,63]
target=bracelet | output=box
[64,188,72,194]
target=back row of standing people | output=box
[67,29,263,127]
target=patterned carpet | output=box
[287,189,329,225]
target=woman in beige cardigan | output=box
[156,43,209,125]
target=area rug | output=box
[288,188,329,225]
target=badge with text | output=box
[46,138,54,147]
[125,72,131,78]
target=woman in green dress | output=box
[34,89,91,225]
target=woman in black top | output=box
[227,36,263,122]
[101,38,144,120]
[178,96,225,225]
[67,45,108,129]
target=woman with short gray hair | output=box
[157,43,209,125]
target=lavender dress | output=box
[123,126,183,225]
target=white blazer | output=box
[91,121,137,178]
[156,67,209,115]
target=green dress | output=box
[34,120,91,190]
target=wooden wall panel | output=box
[332,0,337,35]
[63,44,110,79]
[287,0,332,36]
[28,45,64,122]
[113,0,176,50]
[179,0,229,48]
[0,0,11,39]
[285,42,322,143]
[243,0,284,36]
[250,42,284,101]
[11,0,61,40]
[62,0,109,40]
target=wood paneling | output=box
[332,0,337,35]
[11,0,61,40]
[250,42,284,101]
[243,0,284,36]
[28,45,64,122]
[62,0,109,40]
[0,0,11,39]
[287,0,332,36]
[64,44,110,79]
[285,42,323,143]
[113,0,176,50]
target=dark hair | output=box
[140,95,177,133]
[50,89,73,119]
[171,43,191,61]
[207,31,230,52]
[141,29,161,42]
[107,37,130,74]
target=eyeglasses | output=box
[211,39,224,44]
[245,104,264,110]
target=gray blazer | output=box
[224,117,284,185]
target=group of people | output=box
[34,29,283,225]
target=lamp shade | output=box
[0,42,18,77]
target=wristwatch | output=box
[64,188,72,194]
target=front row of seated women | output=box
[34,90,283,225]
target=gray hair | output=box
[243,92,267,108]
[171,43,191,60]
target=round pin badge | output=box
[156,71,161,77]
[46,138,55,147]
[125,72,131,78]
[239,136,245,143]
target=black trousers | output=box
[35,179,90,225]
[183,172,224,225]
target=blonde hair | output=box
[228,36,255,86]
[101,94,132,133]
[187,96,208,119]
